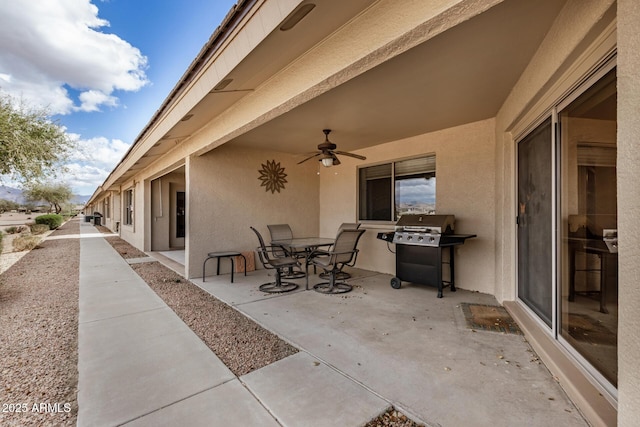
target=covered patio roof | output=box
[99,0,566,193]
[230,0,566,154]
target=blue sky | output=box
[0,0,237,195]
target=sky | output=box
[0,0,237,196]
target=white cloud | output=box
[77,90,119,112]
[64,135,131,194]
[0,0,148,114]
[72,135,130,167]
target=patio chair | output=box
[250,227,299,293]
[309,228,366,294]
[319,222,361,280]
[267,223,306,278]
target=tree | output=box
[24,182,73,214]
[0,93,74,182]
[0,198,19,213]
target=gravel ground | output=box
[0,219,79,427]
[365,408,425,427]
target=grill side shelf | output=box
[439,234,477,246]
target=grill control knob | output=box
[429,236,435,243]
[418,236,423,241]
[407,235,413,240]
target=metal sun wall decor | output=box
[258,159,287,193]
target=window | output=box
[124,189,134,225]
[358,155,436,221]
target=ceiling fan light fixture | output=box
[320,156,334,167]
[298,129,365,167]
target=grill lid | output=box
[395,214,455,234]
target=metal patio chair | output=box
[309,228,366,294]
[319,222,361,281]
[267,223,306,278]
[250,227,299,293]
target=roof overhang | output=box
[92,0,569,203]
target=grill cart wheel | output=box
[390,277,402,289]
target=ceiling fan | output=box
[297,129,366,167]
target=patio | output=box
[192,266,588,426]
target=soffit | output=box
[111,0,377,187]
[158,0,378,142]
[231,0,568,155]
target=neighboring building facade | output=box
[85,1,639,425]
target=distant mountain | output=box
[0,185,90,206]
[0,185,25,204]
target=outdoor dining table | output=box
[271,237,335,290]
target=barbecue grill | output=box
[376,214,476,297]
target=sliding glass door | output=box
[517,65,618,390]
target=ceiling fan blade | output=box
[332,155,341,166]
[334,150,366,161]
[297,153,321,164]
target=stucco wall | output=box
[319,118,497,295]
[617,1,640,424]
[188,144,319,278]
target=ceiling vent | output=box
[280,4,315,31]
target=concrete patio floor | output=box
[193,266,588,426]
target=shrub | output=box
[30,224,50,235]
[35,214,63,230]
[12,235,40,252]
[4,226,20,234]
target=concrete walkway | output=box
[77,222,388,426]
[77,222,275,426]
[77,221,588,426]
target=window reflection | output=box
[358,155,436,221]
[560,68,617,387]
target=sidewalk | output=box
[77,221,588,426]
[77,222,388,426]
[77,222,276,426]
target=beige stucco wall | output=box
[617,1,640,425]
[319,118,497,295]
[188,144,319,278]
